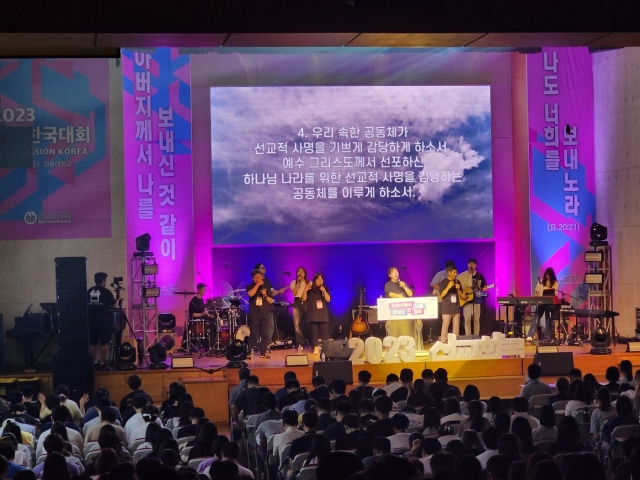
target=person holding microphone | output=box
[302,273,331,356]
[246,269,275,358]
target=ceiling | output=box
[1,0,639,57]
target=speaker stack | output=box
[53,257,94,396]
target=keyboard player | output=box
[526,267,559,343]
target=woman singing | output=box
[289,267,309,348]
[526,267,559,342]
[302,273,331,355]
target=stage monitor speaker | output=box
[171,356,194,369]
[627,342,640,353]
[312,361,353,384]
[285,355,309,367]
[537,345,559,354]
[532,351,574,376]
[52,354,94,396]
[322,339,352,361]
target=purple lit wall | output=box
[189,49,524,335]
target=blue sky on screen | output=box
[211,85,492,245]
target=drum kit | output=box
[173,289,251,357]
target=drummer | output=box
[189,284,214,321]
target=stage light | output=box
[148,343,168,369]
[584,251,604,263]
[158,333,176,353]
[143,286,161,298]
[590,326,612,355]
[142,263,158,275]
[115,342,137,370]
[158,313,176,330]
[590,223,608,247]
[226,339,248,368]
[134,233,152,256]
[585,272,604,285]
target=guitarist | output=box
[383,267,415,339]
[457,258,487,336]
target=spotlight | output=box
[590,223,608,247]
[225,339,248,368]
[158,333,176,354]
[585,272,604,285]
[148,343,168,369]
[115,342,137,370]
[590,325,612,355]
[134,233,152,257]
[143,286,161,298]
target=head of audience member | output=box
[358,370,372,386]
[245,375,260,388]
[0,444,15,464]
[312,375,327,388]
[486,396,504,414]
[538,404,555,429]
[316,451,364,480]
[462,384,481,403]
[135,456,166,480]
[481,426,501,451]
[335,401,351,422]
[556,416,581,444]
[460,429,484,453]
[13,470,36,480]
[141,404,160,423]
[100,405,118,425]
[574,381,594,404]
[237,367,251,382]
[282,409,299,428]
[357,398,375,416]
[493,411,511,434]
[193,421,218,450]
[421,368,435,383]
[221,441,241,462]
[373,395,393,419]
[606,365,621,383]
[3,422,23,447]
[555,376,570,396]
[132,394,150,412]
[616,394,634,418]
[42,451,70,480]
[530,459,562,480]
[412,379,427,396]
[443,396,461,415]
[207,459,239,480]
[527,363,542,380]
[261,392,278,412]
[486,454,511,480]
[582,373,601,394]
[423,407,441,430]
[98,427,120,451]
[563,452,607,480]
[430,452,456,478]
[144,421,162,444]
[364,451,421,480]
[497,433,522,461]
[152,428,174,455]
[329,379,347,398]
[158,448,180,469]
[568,368,582,382]
[212,435,230,459]
[511,396,529,414]
[433,368,449,383]
[95,448,119,476]
[285,379,301,394]
[301,411,319,432]
[177,400,194,425]
[400,368,414,386]
[421,437,441,457]
[452,454,484,480]
[188,407,205,425]
[391,413,409,433]
[511,416,535,453]
[51,404,71,423]
[126,374,142,392]
[371,436,391,456]
[50,421,70,443]
[445,438,467,457]
[386,373,399,385]
[342,413,361,433]
[596,387,612,412]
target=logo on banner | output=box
[24,212,38,225]
[23,211,72,225]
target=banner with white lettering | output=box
[527,47,595,301]
[0,59,111,239]
[122,48,194,313]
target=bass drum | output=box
[235,325,251,343]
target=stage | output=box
[1,341,637,426]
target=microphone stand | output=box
[400,266,416,292]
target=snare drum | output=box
[218,326,231,346]
[187,319,208,339]
[235,325,251,342]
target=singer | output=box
[384,266,416,341]
[246,269,275,358]
[438,265,461,342]
[302,273,331,355]
[289,267,309,348]
[526,267,559,343]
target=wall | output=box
[593,48,640,336]
[0,60,127,366]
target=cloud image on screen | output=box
[210,85,492,245]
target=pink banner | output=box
[122,48,194,317]
[527,47,595,302]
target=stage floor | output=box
[2,341,637,425]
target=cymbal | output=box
[173,290,196,295]
[232,289,246,294]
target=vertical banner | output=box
[527,47,595,301]
[122,48,194,318]
[0,59,110,239]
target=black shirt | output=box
[188,296,206,318]
[365,418,394,438]
[234,388,265,417]
[246,282,274,320]
[87,285,116,319]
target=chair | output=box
[83,441,99,458]
[574,408,592,446]
[84,448,101,465]
[552,400,570,411]
[279,443,292,479]
[296,465,318,480]
[188,456,211,470]
[291,452,310,479]
[529,394,555,419]
[610,425,640,461]
[534,439,556,452]
[177,435,195,449]
[128,438,146,454]
[443,421,461,436]
[243,413,261,468]
[134,447,153,461]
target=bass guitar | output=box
[460,283,495,307]
[350,287,370,336]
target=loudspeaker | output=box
[285,355,309,367]
[627,342,640,353]
[322,339,352,360]
[532,352,574,376]
[55,257,88,356]
[52,354,95,396]
[312,361,353,384]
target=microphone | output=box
[281,271,291,275]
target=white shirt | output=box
[36,427,84,458]
[272,426,304,461]
[476,449,498,469]
[387,432,412,452]
[257,419,284,447]
[511,412,540,430]
[382,382,402,396]
[420,455,433,477]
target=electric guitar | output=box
[460,283,495,307]
[350,287,370,336]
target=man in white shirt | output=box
[124,395,152,443]
[272,410,303,463]
[381,374,402,396]
[510,396,540,430]
[476,426,500,469]
[128,405,162,449]
[420,437,442,477]
[386,413,412,453]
